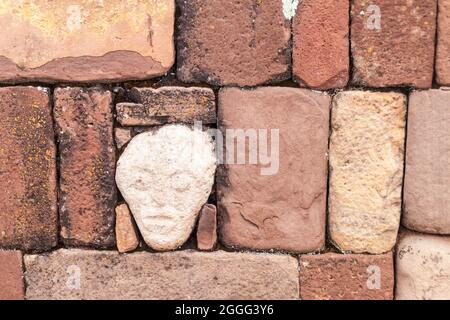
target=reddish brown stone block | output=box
[177,0,291,86]
[437,0,450,85]
[117,87,216,126]
[300,253,394,300]
[115,204,139,254]
[218,87,329,253]
[351,0,437,88]
[197,204,218,251]
[54,87,116,248]
[0,251,24,300]
[293,0,349,89]
[0,87,57,251]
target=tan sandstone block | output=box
[329,91,406,254]
[115,204,139,254]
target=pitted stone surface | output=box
[437,0,450,85]
[0,251,24,300]
[116,125,216,251]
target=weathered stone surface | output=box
[396,231,450,300]
[116,125,216,251]
[0,87,57,251]
[218,88,329,253]
[197,204,218,251]
[0,251,24,300]
[114,127,132,150]
[54,87,116,248]
[25,249,299,300]
[437,0,450,85]
[115,204,139,253]
[351,0,437,88]
[293,0,349,89]
[329,91,406,254]
[177,0,291,86]
[117,87,216,126]
[300,253,394,300]
[0,0,175,83]
[404,89,450,234]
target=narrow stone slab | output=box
[0,0,175,83]
[437,0,450,85]
[197,204,218,251]
[0,251,24,300]
[293,0,349,89]
[351,0,437,88]
[218,87,329,253]
[24,249,299,300]
[115,204,139,254]
[404,89,450,234]
[0,87,57,251]
[396,231,450,300]
[116,87,216,126]
[300,253,394,300]
[329,91,406,254]
[177,0,291,86]
[54,87,116,248]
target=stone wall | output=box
[0,0,449,300]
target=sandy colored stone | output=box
[437,0,450,85]
[396,231,450,300]
[0,87,57,251]
[0,0,175,83]
[300,252,394,300]
[117,87,216,126]
[197,204,218,251]
[177,0,291,86]
[0,251,24,300]
[54,87,116,248]
[114,127,132,150]
[24,249,299,300]
[115,204,139,253]
[293,0,349,89]
[329,91,406,254]
[351,0,437,88]
[116,125,216,251]
[218,87,329,253]
[404,89,450,234]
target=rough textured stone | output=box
[25,249,299,300]
[0,0,175,83]
[117,87,216,126]
[351,0,437,88]
[329,91,406,254]
[404,89,450,234]
[437,0,450,85]
[0,251,24,300]
[218,88,329,253]
[300,253,394,300]
[197,204,218,251]
[0,87,57,251]
[293,0,349,89]
[396,231,450,300]
[54,87,116,248]
[177,0,291,86]
[115,204,139,253]
[116,125,216,251]
[114,127,132,150]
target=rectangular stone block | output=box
[0,0,175,83]
[218,87,329,253]
[24,249,299,300]
[197,204,218,251]
[300,252,394,300]
[0,87,58,251]
[404,89,450,234]
[351,0,437,88]
[0,251,24,300]
[329,91,406,254]
[116,87,216,126]
[293,0,349,89]
[54,87,116,248]
[177,0,291,86]
[396,231,450,300]
[437,0,450,85]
